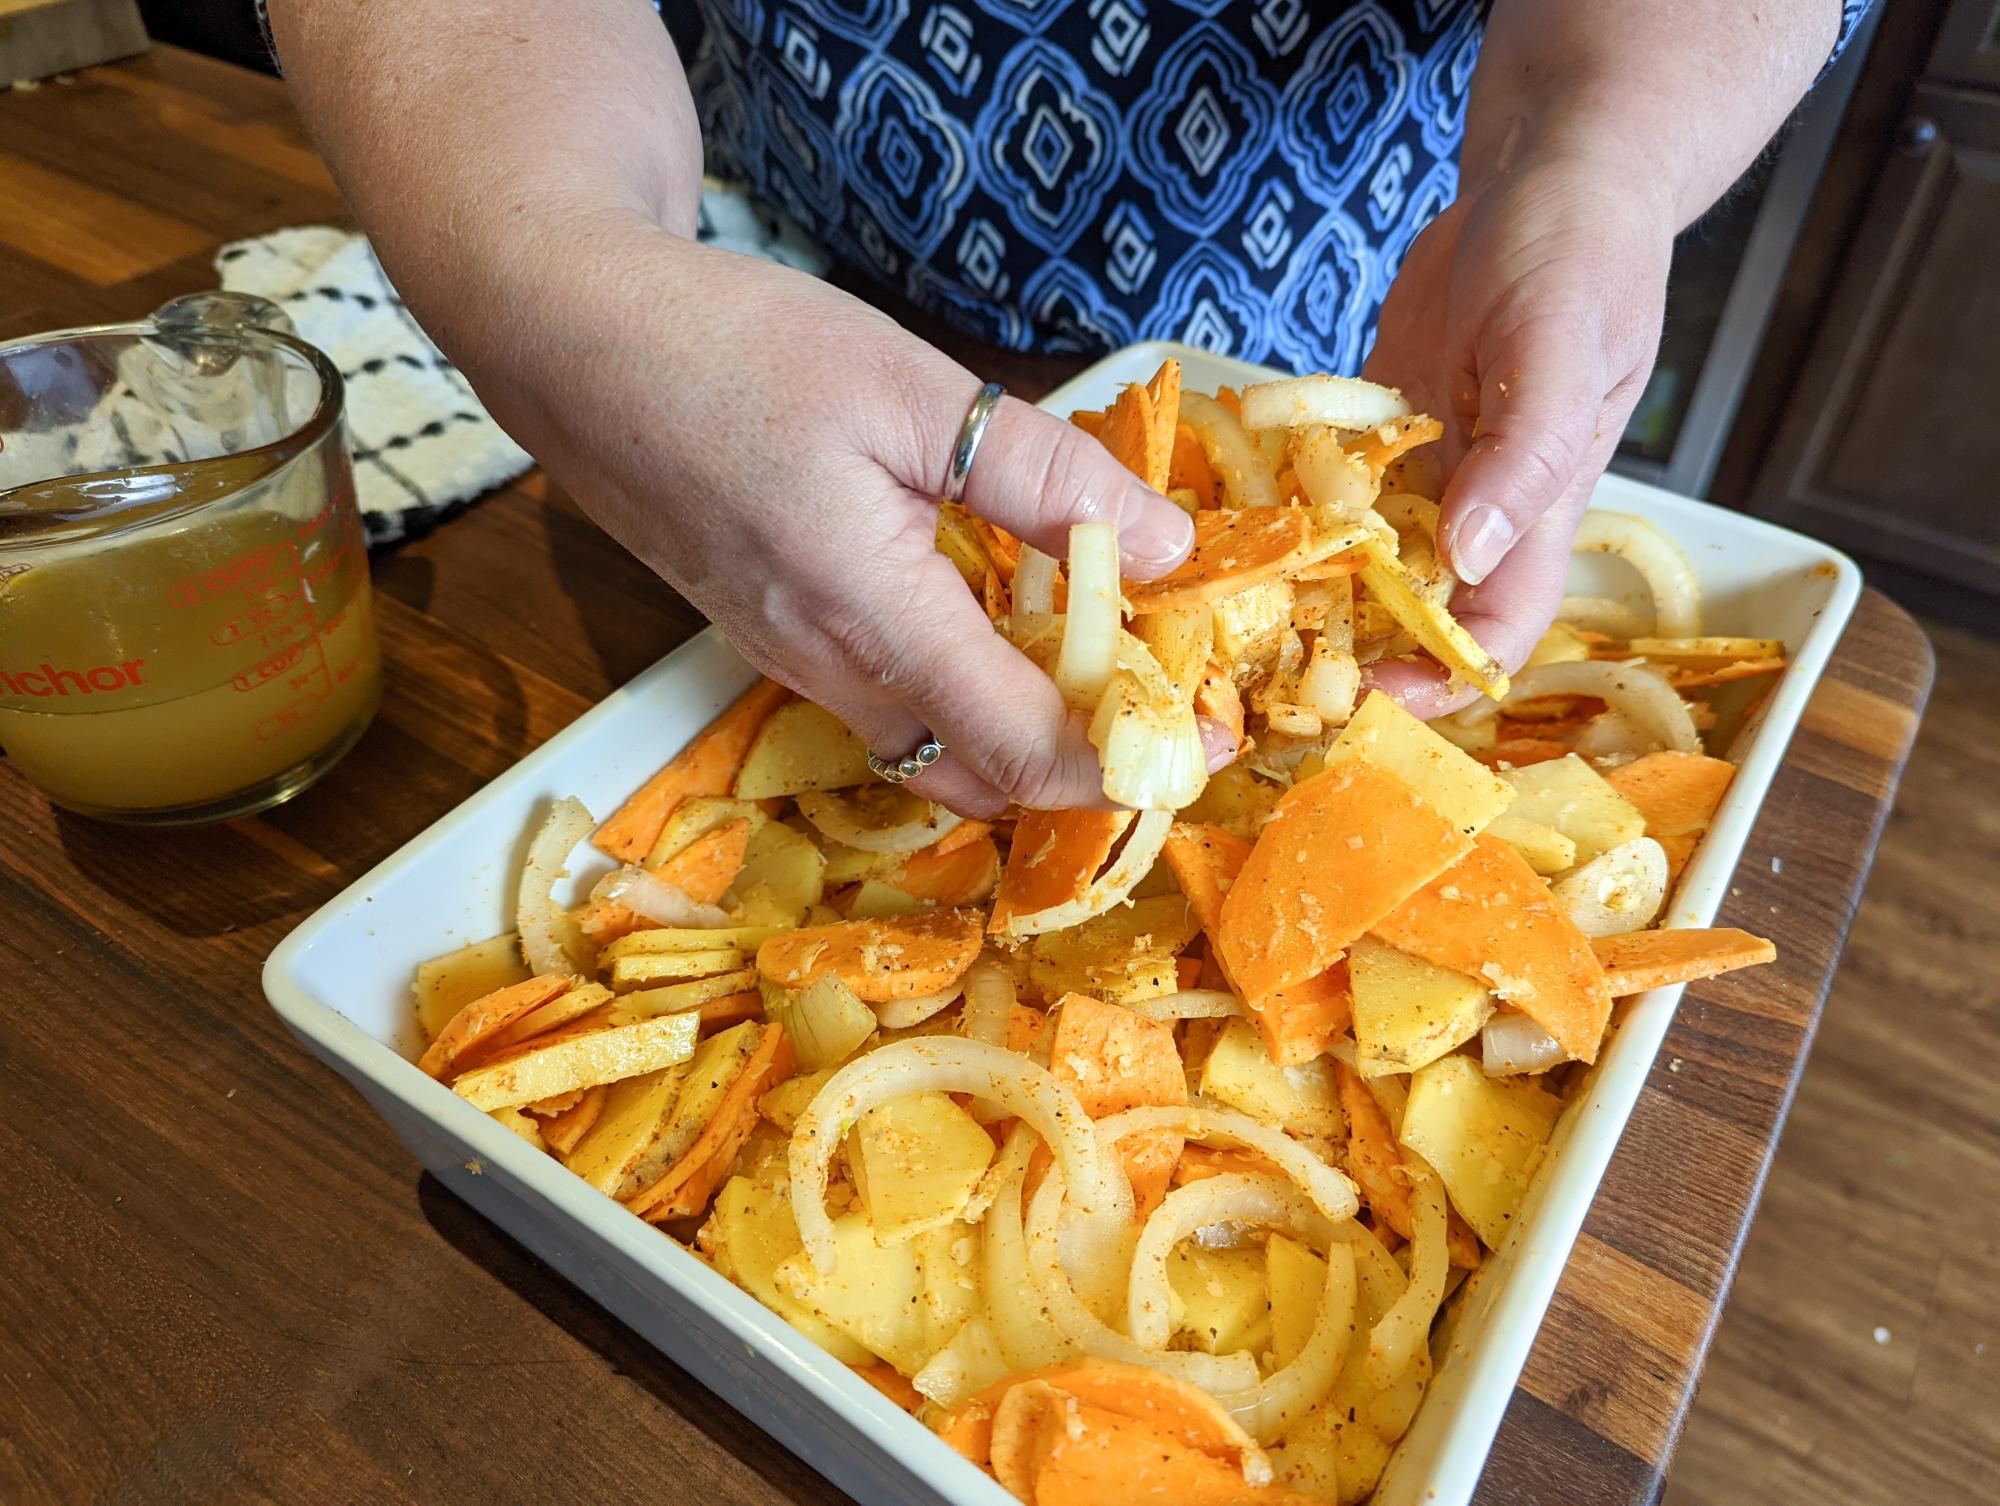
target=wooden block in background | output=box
[0,0,147,83]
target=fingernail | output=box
[1117,485,1195,573]
[1451,505,1515,585]
[1197,716,1238,774]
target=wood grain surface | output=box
[0,47,1937,1506]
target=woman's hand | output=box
[473,221,1198,817]
[1362,156,1675,713]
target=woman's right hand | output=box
[463,219,1200,818]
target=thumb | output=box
[926,384,1194,581]
[1436,312,1605,586]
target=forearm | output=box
[1465,0,1843,229]
[264,0,702,379]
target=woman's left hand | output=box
[1362,154,1675,712]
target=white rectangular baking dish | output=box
[265,341,1861,1506]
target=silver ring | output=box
[942,381,1005,504]
[868,737,946,784]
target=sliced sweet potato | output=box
[1346,413,1444,476]
[999,1392,1312,1505]
[1656,830,1700,888]
[695,989,766,1034]
[1170,421,1221,509]
[1370,835,1613,1063]
[541,1084,606,1156]
[1217,762,1474,1008]
[1146,360,1182,466]
[1290,547,1366,582]
[1102,381,1169,492]
[656,817,753,904]
[1337,1060,1411,1234]
[1162,822,1254,938]
[1596,927,1776,996]
[1069,409,1106,438]
[1477,737,1573,770]
[1172,1143,1284,1186]
[1048,993,1187,1219]
[931,819,995,858]
[1194,661,1246,747]
[1176,955,1203,992]
[851,1363,923,1413]
[1007,1002,1050,1055]
[1126,509,1314,614]
[1604,751,1736,838]
[884,833,1001,906]
[1667,657,1786,688]
[628,1022,794,1220]
[593,680,790,862]
[990,811,1131,932]
[961,1358,1262,1471]
[757,909,984,1002]
[418,973,576,1080]
[971,517,1022,584]
[1257,962,1354,1067]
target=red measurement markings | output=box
[231,639,309,693]
[167,542,279,609]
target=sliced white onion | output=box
[981,1126,1080,1371]
[1456,660,1699,756]
[1224,1235,1357,1445]
[1365,1160,1448,1389]
[959,959,1018,1121]
[1057,1135,1140,1322]
[965,1114,1038,1225]
[1481,1012,1569,1076]
[1299,637,1360,725]
[1126,989,1244,1022]
[1573,708,1652,763]
[1097,1104,1361,1228]
[1181,391,1279,508]
[590,864,733,929]
[1572,511,1702,638]
[993,807,1173,938]
[1552,837,1669,938]
[1291,425,1377,521]
[795,789,963,854]
[789,1038,1103,1273]
[1013,544,1059,623]
[911,1314,1012,1411]
[1053,521,1120,712]
[872,983,962,1030]
[1239,374,1411,434]
[1023,1155,1259,1392]
[1127,1174,1333,1348]
[1090,664,1207,811]
[519,796,596,975]
[1559,594,1651,639]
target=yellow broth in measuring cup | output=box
[0,293,382,824]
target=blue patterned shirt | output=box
[679,1,1871,372]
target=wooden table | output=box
[0,48,1935,1506]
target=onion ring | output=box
[1181,391,1279,508]
[1572,511,1702,638]
[518,796,596,975]
[1097,1104,1360,1227]
[795,789,964,854]
[1551,836,1668,938]
[1453,660,1699,756]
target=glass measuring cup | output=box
[0,292,381,824]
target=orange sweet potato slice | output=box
[1126,509,1316,614]
[1604,751,1736,838]
[1346,414,1444,476]
[1370,835,1613,1063]
[1656,831,1699,888]
[1146,360,1182,463]
[851,1363,924,1413]
[1070,409,1106,438]
[1102,381,1169,493]
[1170,421,1222,509]
[1217,762,1473,1008]
[931,819,995,858]
[1007,1002,1050,1055]
[1163,822,1253,937]
[885,833,1001,906]
[1048,994,1187,1219]
[541,1084,606,1156]
[1337,1060,1411,1234]
[1476,737,1573,770]
[1176,955,1203,991]
[1290,547,1366,582]
[592,680,790,862]
[963,1358,1262,1471]
[1596,927,1775,996]
[656,817,753,904]
[1216,386,1242,418]
[1172,1143,1285,1186]
[695,989,765,1034]
[990,811,1131,931]
[418,973,576,1080]
[629,1023,794,1220]
[1667,657,1786,689]
[757,909,983,1002]
[972,517,1023,584]
[1003,1393,1312,1506]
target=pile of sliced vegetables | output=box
[407,363,1788,1506]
